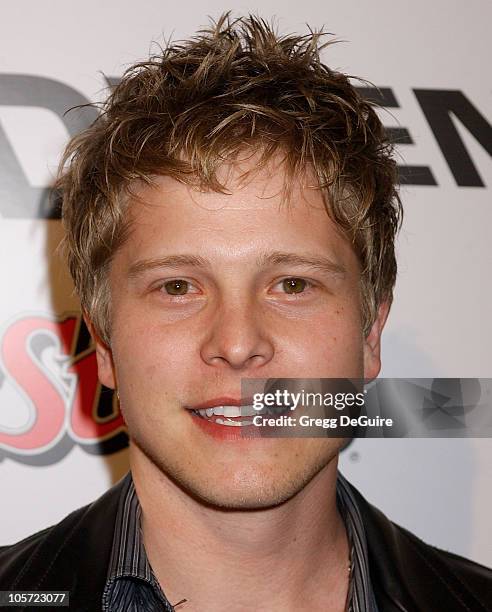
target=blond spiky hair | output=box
[58,13,402,344]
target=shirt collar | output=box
[102,473,173,611]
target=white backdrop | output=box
[0,0,491,568]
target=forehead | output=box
[118,154,358,270]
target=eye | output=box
[282,278,307,294]
[278,277,311,294]
[162,279,192,295]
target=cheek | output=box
[278,307,364,377]
[110,323,192,436]
[110,310,196,394]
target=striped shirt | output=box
[102,472,378,611]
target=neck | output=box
[131,446,350,612]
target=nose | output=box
[200,297,274,371]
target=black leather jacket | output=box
[0,476,491,611]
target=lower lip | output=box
[189,412,262,441]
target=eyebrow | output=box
[256,251,347,278]
[127,250,346,279]
[127,254,209,278]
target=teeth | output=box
[236,405,256,417]
[223,406,241,417]
[195,405,256,418]
[216,418,254,427]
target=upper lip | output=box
[188,396,255,410]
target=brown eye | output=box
[282,278,307,294]
[163,280,189,295]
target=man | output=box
[0,14,490,612]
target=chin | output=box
[131,434,343,510]
[171,455,338,511]
[189,469,305,510]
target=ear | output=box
[83,314,116,390]
[363,300,391,381]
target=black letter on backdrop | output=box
[0,75,97,218]
[356,86,437,186]
[414,89,492,187]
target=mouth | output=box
[186,397,291,429]
[190,404,257,427]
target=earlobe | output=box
[83,315,116,390]
[363,300,391,381]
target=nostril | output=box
[199,320,275,369]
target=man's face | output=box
[94,155,387,509]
